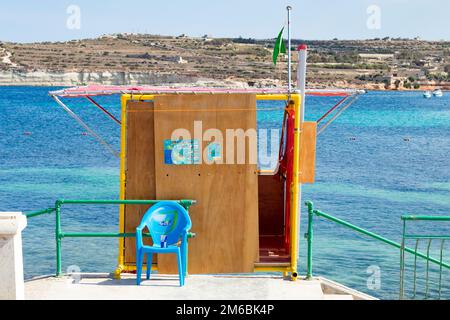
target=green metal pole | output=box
[402,215,450,221]
[24,207,56,219]
[61,232,149,238]
[305,201,314,279]
[55,201,62,277]
[57,199,196,206]
[24,199,197,278]
[180,199,195,210]
[314,209,450,270]
[59,232,196,238]
[399,219,406,299]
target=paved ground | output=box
[25,273,371,300]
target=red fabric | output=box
[51,85,352,98]
[279,108,295,252]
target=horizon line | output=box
[1,32,449,45]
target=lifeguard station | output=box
[117,90,309,279]
[49,45,361,281]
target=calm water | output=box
[0,86,449,299]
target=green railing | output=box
[305,201,450,299]
[24,199,196,276]
[400,215,450,299]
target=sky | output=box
[0,0,449,43]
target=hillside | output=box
[0,34,449,89]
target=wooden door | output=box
[153,94,259,273]
[123,101,156,264]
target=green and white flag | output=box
[272,27,286,65]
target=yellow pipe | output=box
[117,92,298,276]
[122,264,289,277]
[122,93,289,102]
[122,264,157,273]
[290,94,301,280]
[122,264,288,274]
[254,266,291,273]
[256,94,290,101]
[113,264,124,280]
[121,94,155,101]
[117,95,128,271]
[117,94,156,275]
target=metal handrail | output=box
[402,215,450,221]
[24,199,196,276]
[24,207,56,218]
[400,215,449,299]
[304,201,450,281]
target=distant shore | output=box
[0,72,447,92]
[1,34,449,91]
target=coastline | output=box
[0,72,446,91]
[1,35,448,91]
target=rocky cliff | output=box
[0,70,197,86]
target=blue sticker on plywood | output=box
[164,139,200,165]
[206,142,221,163]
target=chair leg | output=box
[176,250,184,287]
[146,253,153,280]
[181,237,188,278]
[136,249,144,285]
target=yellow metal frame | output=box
[115,93,302,279]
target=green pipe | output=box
[24,200,195,219]
[305,202,450,299]
[399,219,406,299]
[60,232,196,239]
[404,235,450,240]
[305,201,314,279]
[180,199,196,210]
[425,239,432,299]
[61,232,146,238]
[402,215,450,221]
[314,208,401,247]
[51,199,196,277]
[412,239,419,299]
[57,199,196,206]
[55,202,62,277]
[438,240,445,299]
[313,208,450,270]
[23,199,197,277]
[24,207,56,218]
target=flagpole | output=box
[287,5,292,93]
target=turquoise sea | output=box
[0,86,449,299]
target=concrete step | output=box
[25,273,373,300]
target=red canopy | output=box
[49,85,361,98]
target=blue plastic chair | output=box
[135,201,192,286]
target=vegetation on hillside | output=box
[0,34,448,89]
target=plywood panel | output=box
[124,101,155,264]
[153,94,259,274]
[299,121,317,184]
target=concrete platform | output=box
[25,273,375,300]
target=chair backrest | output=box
[138,201,191,246]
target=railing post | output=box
[55,201,62,277]
[399,219,406,299]
[305,201,314,279]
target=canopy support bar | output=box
[86,96,121,125]
[51,95,120,158]
[317,96,349,124]
[317,95,359,136]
